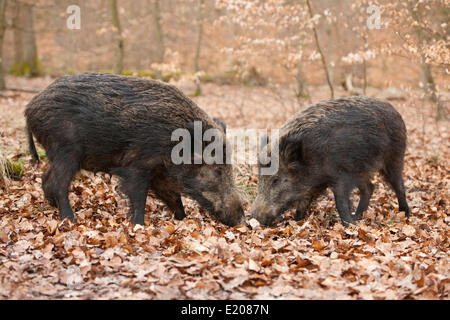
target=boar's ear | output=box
[280,135,302,167]
[213,118,226,133]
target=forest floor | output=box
[0,76,448,299]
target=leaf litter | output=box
[0,79,448,299]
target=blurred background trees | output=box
[110,0,124,75]
[0,0,7,90]
[0,0,447,117]
[10,0,41,77]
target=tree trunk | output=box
[12,2,23,64]
[420,54,446,120]
[152,0,164,79]
[12,2,22,64]
[110,0,124,75]
[0,0,7,90]
[295,51,307,98]
[409,0,446,120]
[194,0,205,95]
[12,1,40,77]
[22,3,38,74]
[362,36,368,95]
[305,0,334,99]
[362,58,367,95]
[194,0,204,73]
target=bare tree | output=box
[306,0,334,99]
[11,1,41,77]
[362,35,368,95]
[194,0,204,73]
[194,0,205,95]
[152,0,164,78]
[409,0,446,120]
[0,0,7,90]
[295,34,308,99]
[295,55,306,98]
[110,0,124,74]
[12,1,21,65]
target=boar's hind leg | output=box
[113,167,149,225]
[354,179,374,220]
[381,163,410,217]
[332,178,355,226]
[46,159,78,222]
[42,168,57,207]
[153,188,186,220]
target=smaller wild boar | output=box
[251,96,410,226]
[25,73,245,226]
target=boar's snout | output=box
[250,196,278,227]
[216,193,246,227]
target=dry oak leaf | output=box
[402,225,416,237]
[248,258,261,272]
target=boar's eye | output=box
[215,168,223,177]
[272,177,280,186]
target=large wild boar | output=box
[25,72,244,226]
[251,96,410,226]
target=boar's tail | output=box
[27,125,39,164]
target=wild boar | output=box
[25,72,244,226]
[251,96,409,226]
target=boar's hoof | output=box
[340,217,355,227]
[131,214,145,225]
[61,214,76,223]
[354,211,365,221]
[46,197,57,208]
[174,209,187,220]
[400,205,410,217]
[234,216,247,227]
[294,209,308,221]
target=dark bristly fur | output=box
[251,96,410,226]
[25,72,244,226]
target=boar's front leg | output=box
[294,186,326,221]
[332,178,355,226]
[354,179,374,220]
[153,188,186,220]
[129,187,149,225]
[150,170,186,220]
[294,198,311,221]
[113,167,149,225]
